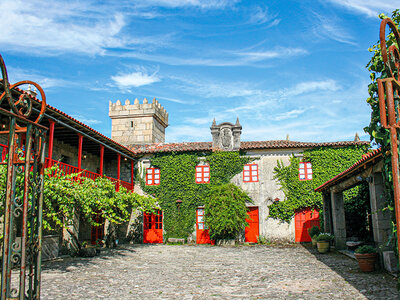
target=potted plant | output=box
[355,245,378,272]
[315,233,334,253]
[308,226,321,247]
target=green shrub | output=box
[204,183,251,240]
[315,233,334,242]
[355,245,377,254]
[308,226,321,239]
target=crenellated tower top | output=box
[109,98,168,145]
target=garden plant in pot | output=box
[315,233,334,253]
[354,245,378,272]
[308,226,321,247]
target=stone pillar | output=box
[322,193,332,233]
[330,189,346,249]
[369,172,392,249]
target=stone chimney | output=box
[109,98,168,145]
[211,118,242,151]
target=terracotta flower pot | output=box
[355,253,378,272]
[317,241,330,253]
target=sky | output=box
[0,0,399,144]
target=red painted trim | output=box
[243,163,259,182]
[146,167,160,185]
[48,120,55,164]
[131,160,134,191]
[99,145,104,176]
[77,134,83,171]
[117,154,121,191]
[299,162,313,181]
[195,165,210,184]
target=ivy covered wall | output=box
[139,151,251,239]
[270,145,369,223]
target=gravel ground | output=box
[41,244,399,299]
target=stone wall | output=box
[109,98,168,145]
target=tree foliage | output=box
[204,183,251,240]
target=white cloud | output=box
[111,71,160,88]
[311,13,356,45]
[248,6,280,27]
[135,0,239,9]
[282,79,340,97]
[273,109,307,121]
[71,115,102,125]
[0,0,170,55]
[326,0,399,18]
[7,67,71,89]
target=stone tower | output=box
[109,98,168,145]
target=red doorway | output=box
[295,208,320,242]
[245,207,259,243]
[143,210,163,243]
[91,212,104,245]
[196,208,211,244]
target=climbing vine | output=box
[270,146,369,223]
[140,151,251,239]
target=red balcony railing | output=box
[0,143,133,192]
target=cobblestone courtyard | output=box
[41,244,398,299]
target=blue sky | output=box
[1,0,399,143]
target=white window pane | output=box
[307,174,313,180]
[196,173,202,178]
[196,178,202,183]
[147,169,153,174]
[204,178,210,182]
[251,165,257,170]
[243,171,250,176]
[299,175,305,180]
[204,172,209,177]
[198,223,204,230]
[299,169,305,174]
[154,179,160,184]
[299,163,304,169]
[154,174,160,179]
[204,166,210,172]
[251,171,257,176]
[244,165,250,170]
[198,209,204,215]
[154,169,160,174]
[196,166,201,171]
[244,176,250,181]
[147,180,152,184]
[252,176,258,181]
[198,216,204,222]
[306,163,312,168]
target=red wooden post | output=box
[117,154,121,191]
[47,120,55,167]
[99,145,104,176]
[131,159,134,191]
[77,134,83,171]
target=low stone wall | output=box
[42,235,60,261]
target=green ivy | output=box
[270,146,369,223]
[140,151,251,239]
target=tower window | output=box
[131,121,134,128]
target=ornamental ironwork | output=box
[0,54,47,299]
[377,18,400,262]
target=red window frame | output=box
[146,167,160,185]
[243,164,258,182]
[299,162,313,181]
[195,165,210,184]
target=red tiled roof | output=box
[315,148,382,192]
[128,140,369,154]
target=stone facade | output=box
[211,118,242,151]
[109,98,168,145]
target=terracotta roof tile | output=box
[315,148,382,192]
[128,140,369,154]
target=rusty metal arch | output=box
[0,54,47,299]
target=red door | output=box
[143,210,163,243]
[196,208,211,244]
[245,207,259,243]
[91,212,104,245]
[295,208,320,242]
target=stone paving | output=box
[41,244,399,299]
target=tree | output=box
[204,183,251,240]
